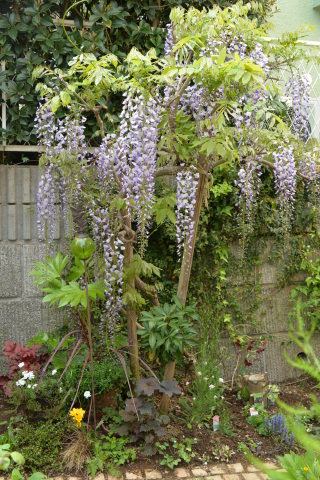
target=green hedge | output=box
[0,0,273,147]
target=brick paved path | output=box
[0,462,279,480]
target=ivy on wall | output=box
[0,0,275,147]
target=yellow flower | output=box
[303,466,309,472]
[69,407,85,428]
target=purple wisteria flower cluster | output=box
[286,74,311,141]
[235,158,261,229]
[103,232,125,338]
[273,143,297,228]
[96,89,161,253]
[35,103,87,240]
[92,88,161,334]
[299,151,320,200]
[176,166,199,259]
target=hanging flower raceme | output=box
[286,74,311,142]
[103,231,125,339]
[273,143,297,227]
[164,22,174,56]
[235,157,261,230]
[93,89,161,338]
[126,92,160,253]
[299,151,320,202]
[176,166,199,259]
[35,103,87,240]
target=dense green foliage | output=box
[12,418,72,473]
[0,0,274,147]
[138,296,198,363]
[87,435,136,478]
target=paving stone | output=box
[191,467,208,477]
[173,467,190,478]
[54,477,64,480]
[68,477,82,480]
[227,464,244,473]
[242,473,261,480]
[108,475,122,480]
[145,470,162,479]
[223,475,242,480]
[209,465,227,475]
[125,472,143,480]
[94,474,106,480]
[263,462,277,470]
[258,475,268,480]
[205,476,224,480]
[247,466,259,472]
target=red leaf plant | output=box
[0,340,47,396]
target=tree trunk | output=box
[160,168,207,413]
[177,171,207,305]
[159,360,176,413]
[124,235,140,381]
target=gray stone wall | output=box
[0,165,318,382]
[0,165,63,372]
[220,242,320,382]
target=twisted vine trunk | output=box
[160,167,207,413]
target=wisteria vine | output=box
[273,143,297,229]
[175,166,199,259]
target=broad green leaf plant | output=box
[30,241,103,428]
[138,296,198,364]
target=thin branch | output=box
[258,158,309,181]
[135,277,160,306]
[58,75,91,111]
[59,75,105,138]
[93,106,105,138]
[155,165,182,177]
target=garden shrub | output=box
[12,418,72,473]
[62,353,128,400]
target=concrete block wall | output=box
[0,166,63,372]
[0,165,317,382]
[220,241,320,382]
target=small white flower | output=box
[51,369,57,376]
[16,379,26,387]
[22,371,35,380]
[204,361,208,366]
[27,384,31,389]
[59,387,63,393]
[84,391,91,399]
[221,395,224,400]
[193,397,196,401]
[214,395,217,399]
[32,384,37,390]
[209,384,214,389]
[18,362,24,369]
[186,381,190,386]
[218,377,224,383]
[204,377,208,381]
[197,371,202,376]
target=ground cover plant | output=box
[1,0,320,477]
